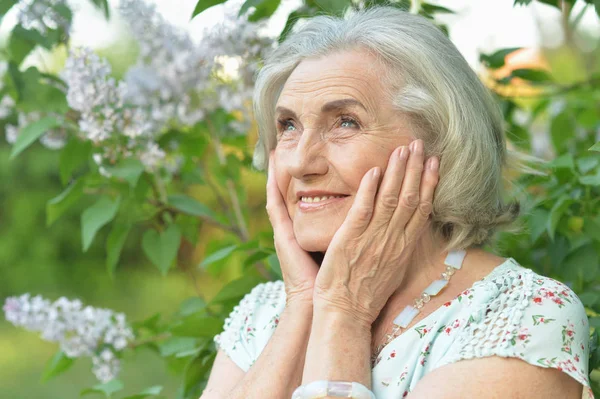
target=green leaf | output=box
[106,222,132,278]
[479,47,521,69]
[579,292,600,307]
[511,68,552,84]
[121,386,163,399]
[583,218,600,242]
[80,380,124,398]
[590,317,600,328]
[590,142,600,152]
[168,194,219,220]
[563,244,599,283]
[178,297,206,316]
[170,315,223,337]
[528,208,549,243]
[158,337,198,357]
[59,138,92,185]
[200,245,238,268]
[550,111,575,152]
[313,0,347,14]
[239,0,265,16]
[8,26,38,65]
[576,156,599,175]
[547,196,572,241]
[247,0,281,21]
[104,158,145,188]
[191,0,227,18]
[142,224,181,275]
[41,351,74,382]
[209,274,266,304]
[9,116,61,159]
[9,67,68,113]
[549,153,575,170]
[594,0,600,18]
[579,173,600,186]
[46,179,85,226]
[81,196,121,252]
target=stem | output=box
[211,135,250,241]
[146,199,241,235]
[202,158,235,221]
[206,117,272,280]
[186,263,204,298]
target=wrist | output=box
[313,301,373,332]
[286,293,314,312]
[313,295,375,330]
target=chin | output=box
[296,232,331,252]
[294,226,333,253]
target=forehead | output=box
[276,49,388,112]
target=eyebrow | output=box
[274,98,367,119]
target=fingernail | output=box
[372,167,380,180]
[414,140,423,155]
[399,146,408,160]
[427,157,439,171]
[409,141,415,152]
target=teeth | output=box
[301,195,345,203]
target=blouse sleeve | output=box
[436,267,593,398]
[213,280,286,371]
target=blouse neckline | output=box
[372,257,520,369]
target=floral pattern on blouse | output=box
[213,259,593,399]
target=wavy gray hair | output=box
[251,5,519,250]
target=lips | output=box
[297,194,350,212]
[296,190,349,202]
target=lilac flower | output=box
[62,47,126,143]
[3,294,134,383]
[16,0,72,36]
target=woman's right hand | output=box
[266,151,319,306]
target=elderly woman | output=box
[201,6,592,399]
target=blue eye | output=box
[340,117,359,128]
[277,119,296,133]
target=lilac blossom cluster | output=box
[3,294,134,383]
[4,0,276,172]
[16,0,72,36]
[203,0,276,133]
[119,0,212,127]
[62,47,168,172]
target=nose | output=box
[286,129,328,179]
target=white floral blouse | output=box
[214,258,594,398]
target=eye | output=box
[339,115,360,129]
[340,116,360,128]
[276,119,296,133]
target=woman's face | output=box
[273,48,414,253]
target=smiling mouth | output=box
[298,195,350,211]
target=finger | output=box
[405,156,439,239]
[370,145,409,225]
[338,166,381,235]
[265,152,295,242]
[392,139,425,227]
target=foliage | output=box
[1,0,599,397]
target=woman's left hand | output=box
[313,139,439,327]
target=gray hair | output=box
[252,5,520,250]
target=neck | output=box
[373,228,449,324]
